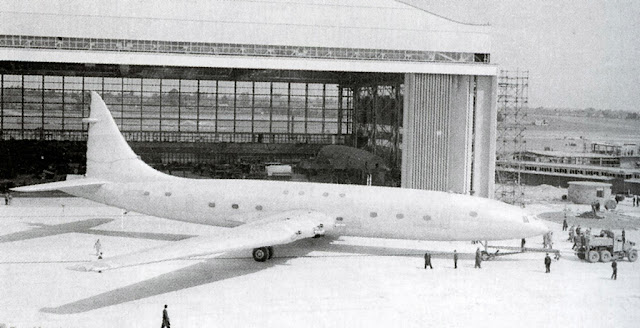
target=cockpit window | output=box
[469,211,478,217]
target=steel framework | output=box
[346,78,403,171]
[495,70,528,206]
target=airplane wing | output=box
[69,210,335,272]
[11,178,106,192]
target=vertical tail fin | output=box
[85,92,166,181]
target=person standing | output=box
[424,252,433,269]
[611,259,617,280]
[161,304,170,328]
[622,229,626,244]
[569,225,575,242]
[94,239,102,257]
[521,238,526,250]
[453,250,458,269]
[562,219,568,231]
[634,196,637,207]
[568,228,575,243]
[475,248,482,269]
[544,253,551,273]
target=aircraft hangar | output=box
[0,0,497,197]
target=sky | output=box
[402,0,640,112]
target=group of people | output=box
[567,224,590,250]
[423,248,482,270]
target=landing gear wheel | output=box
[587,250,600,263]
[252,247,270,262]
[628,250,638,262]
[599,250,611,262]
[267,246,274,259]
[577,252,585,260]
[481,251,492,261]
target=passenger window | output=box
[339,193,346,198]
[208,202,215,208]
[143,191,150,196]
[469,211,478,217]
[322,192,329,197]
[370,212,378,218]
[232,204,239,209]
[165,192,172,196]
[283,190,289,195]
[423,215,431,221]
[255,205,263,211]
[396,213,404,219]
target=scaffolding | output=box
[495,70,528,206]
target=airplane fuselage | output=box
[67,175,546,241]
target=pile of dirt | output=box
[522,184,567,202]
[576,211,603,219]
[538,210,639,230]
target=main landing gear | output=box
[252,246,274,262]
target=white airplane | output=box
[12,92,548,272]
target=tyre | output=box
[481,251,491,261]
[267,246,274,259]
[577,252,585,260]
[628,250,638,262]
[599,250,611,262]
[252,247,270,262]
[587,250,600,263]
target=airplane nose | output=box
[531,216,550,235]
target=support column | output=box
[471,75,498,198]
[447,75,474,194]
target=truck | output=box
[575,230,637,263]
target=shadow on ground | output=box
[40,238,524,314]
[0,218,194,243]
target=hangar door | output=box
[401,73,496,198]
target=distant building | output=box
[567,181,611,206]
[496,150,640,194]
[592,142,638,156]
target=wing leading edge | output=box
[69,210,335,272]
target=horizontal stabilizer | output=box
[11,178,106,192]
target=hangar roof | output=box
[0,0,491,54]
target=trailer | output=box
[575,230,637,263]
